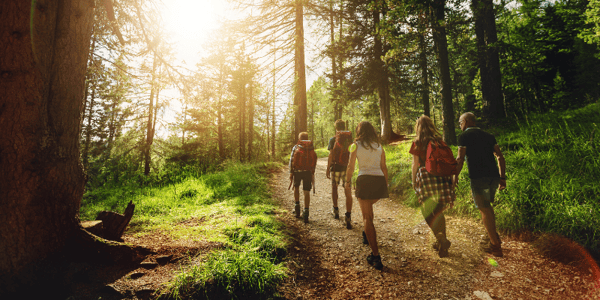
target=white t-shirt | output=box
[355,141,384,177]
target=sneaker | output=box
[367,253,383,270]
[436,233,451,258]
[345,213,352,229]
[332,207,339,219]
[294,203,300,218]
[362,231,369,245]
[302,209,309,223]
[481,241,503,257]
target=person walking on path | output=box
[455,112,507,257]
[345,121,389,270]
[289,132,318,223]
[409,116,455,258]
[326,119,354,229]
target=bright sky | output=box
[163,0,231,68]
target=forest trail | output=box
[272,157,600,299]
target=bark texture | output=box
[294,0,308,136]
[472,0,505,120]
[431,0,457,144]
[0,0,93,289]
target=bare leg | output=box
[358,198,380,256]
[344,185,353,213]
[477,199,500,246]
[294,186,300,203]
[304,190,310,209]
[331,180,338,208]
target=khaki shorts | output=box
[331,170,347,186]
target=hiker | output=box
[410,115,456,258]
[345,121,388,270]
[455,112,506,257]
[326,119,354,229]
[289,132,318,223]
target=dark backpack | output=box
[425,140,458,177]
[293,140,317,172]
[332,131,352,166]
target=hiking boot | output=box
[332,207,339,219]
[294,202,301,218]
[481,241,503,257]
[302,209,309,223]
[362,231,369,245]
[367,253,383,270]
[345,212,352,229]
[436,233,451,258]
[432,240,440,251]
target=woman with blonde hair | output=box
[345,121,388,270]
[409,115,455,257]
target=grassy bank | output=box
[388,103,600,254]
[81,161,288,299]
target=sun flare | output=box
[163,0,226,64]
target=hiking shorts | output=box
[294,171,313,191]
[330,164,347,186]
[470,177,500,209]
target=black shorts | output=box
[355,175,389,199]
[293,171,313,191]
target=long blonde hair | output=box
[414,115,443,149]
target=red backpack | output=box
[332,131,352,166]
[425,140,458,177]
[293,140,317,172]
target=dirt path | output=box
[272,157,600,299]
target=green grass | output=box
[388,103,600,254]
[80,161,288,299]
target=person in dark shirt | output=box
[455,112,507,257]
[326,120,353,229]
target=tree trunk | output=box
[248,83,254,161]
[294,0,308,135]
[418,14,431,117]
[330,0,341,121]
[82,86,96,168]
[271,77,276,159]
[0,0,93,288]
[431,0,457,144]
[373,3,392,144]
[472,0,505,121]
[144,51,158,175]
[239,80,246,162]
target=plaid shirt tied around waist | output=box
[415,167,455,204]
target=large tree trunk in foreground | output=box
[0,0,92,287]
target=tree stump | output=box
[95,201,135,241]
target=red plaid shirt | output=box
[410,141,455,204]
[415,167,455,204]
